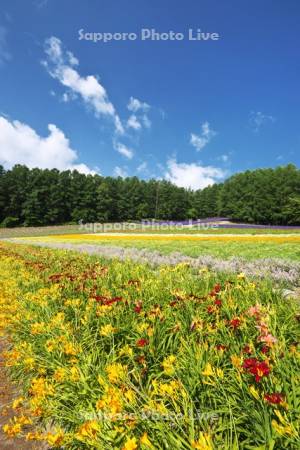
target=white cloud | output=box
[142,114,151,129]
[136,161,148,173]
[127,114,142,130]
[165,158,225,190]
[114,141,134,159]
[0,26,11,65]
[114,166,128,178]
[0,115,95,174]
[190,121,216,151]
[43,36,124,134]
[219,154,229,162]
[249,111,275,132]
[127,97,151,131]
[127,97,150,113]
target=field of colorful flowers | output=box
[0,242,299,449]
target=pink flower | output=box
[259,333,277,345]
[247,304,261,318]
[255,322,269,334]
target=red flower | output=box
[261,345,270,354]
[207,305,215,314]
[209,283,222,297]
[136,338,149,348]
[169,300,178,307]
[243,345,252,354]
[214,298,222,307]
[264,393,285,405]
[214,283,222,293]
[243,358,270,382]
[243,357,257,369]
[216,344,227,351]
[229,318,241,330]
[93,295,108,303]
[134,302,142,313]
[103,296,122,306]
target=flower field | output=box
[0,242,299,449]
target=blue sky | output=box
[0,0,299,189]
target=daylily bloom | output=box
[243,358,270,382]
[259,333,277,345]
[136,338,149,348]
[229,318,241,330]
[264,393,285,405]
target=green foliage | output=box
[0,216,20,228]
[283,195,300,225]
[0,164,299,226]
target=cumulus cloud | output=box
[43,36,124,134]
[190,121,216,151]
[127,114,142,130]
[136,161,149,175]
[127,97,150,113]
[249,111,275,132]
[219,154,229,162]
[114,166,128,178]
[0,115,95,174]
[113,141,134,159]
[127,97,151,131]
[0,26,11,65]
[165,158,225,190]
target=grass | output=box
[18,234,300,261]
[0,224,87,239]
[0,242,299,449]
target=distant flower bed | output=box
[141,219,300,229]
[0,243,299,449]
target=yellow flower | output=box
[237,272,246,280]
[70,366,80,382]
[14,415,31,427]
[45,339,56,352]
[100,324,116,336]
[31,322,45,335]
[272,420,294,436]
[216,368,224,378]
[53,367,67,382]
[140,432,153,447]
[96,386,123,414]
[271,410,296,436]
[191,432,213,450]
[25,431,44,441]
[231,354,242,369]
[162,355,176,375]
[3,422,22,437]
[46,430,65,446]
[136,322,149,333]
[12,397,24,409]
[202,363,214,377]
[106,363,127,384]
[64,342,79,356]
[124,389,136,404]
[122,436,138,450]
[24,357,35,369]
[119,344,134,358]
[76,420,100,442]
[249,385,260,400]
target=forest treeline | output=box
[0,164,299,226]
